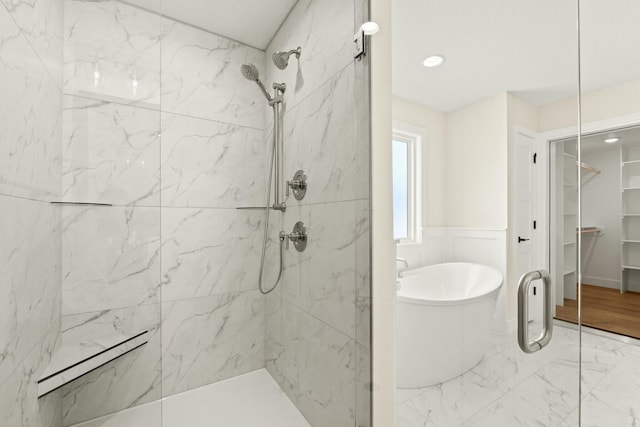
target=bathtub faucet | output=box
[396,257,409,278]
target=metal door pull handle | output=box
[518,236,530,243]
[517,270,552,354]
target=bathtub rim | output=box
[396,262,503,306]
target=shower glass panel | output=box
[57,0,163,425]
[578,0,640,423]
[392,0,582,424]
[0,0,372,425]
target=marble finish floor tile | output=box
[396,325,640,427]
[68,369,310,427]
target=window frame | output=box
[392,121,423,245]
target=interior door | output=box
[515,128,540,321]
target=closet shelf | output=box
[37,331,148,397]
[622,160,640,166]
[564,269,576,275]
[622,187,640,191]
[563,242,576,245]
[563,152,576,159]
[623,265,640,271]
[622,214,640,217]
[622,240,640,243]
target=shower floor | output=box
[71,369,310,427]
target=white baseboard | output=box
[582,275,620,290]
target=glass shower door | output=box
[391,0,584,425]
[576,1,640,425]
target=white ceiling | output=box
[124,0,297,50]
[393,0,640,113]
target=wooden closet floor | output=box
[555,284,640,340]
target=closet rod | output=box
[577,161,601,175]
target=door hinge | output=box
[533,153,537,164]
[353,30,366,59]
[533,220,537,230]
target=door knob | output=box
[518,236,530,243]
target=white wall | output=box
[581,147,622,288]
[444,94,509,228]
[538,79,640,132]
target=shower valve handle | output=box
[284,221,308,252]
[286,170,307,200]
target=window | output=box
[392,122,423,244]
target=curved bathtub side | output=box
[395,284,498,388]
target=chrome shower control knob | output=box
[286,170,307,200]
[287,221,308,252]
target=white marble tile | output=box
[278,201,357,338]
[396,368,503,427]
[269,298,356,427]
[160,18,265,128]
[63,0,161,105]
[61,95,160,206]
[0,6,61,200]
[0,196,61,386]
[38,332,149,397]
[283,66,359,206]
[162,369,310,427]
[161,290,264,396]
[160,112,265,208]
[477,365,578,426]
[589,356,640,418]
[60,305,162,426]
[355,200,371,346]
[293,306,356,427]
[1,0,63,84]
[572,393,639,427]
[161,207,263,301]
[355,342,371,427]
[0,324,61,427]
[61,205,161,314]
[265,0,355,112]
[464,348,541,394]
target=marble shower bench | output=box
[37,330,148,397]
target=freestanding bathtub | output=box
[395,262,503,388]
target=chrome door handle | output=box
[517,270,552,354]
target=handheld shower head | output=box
[241,63,260,81]
[240,63,273,103]
[272,47,302,70]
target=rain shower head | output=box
[272,47,302,70]
[240,63,273,102]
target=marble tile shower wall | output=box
[264,0,371,426]
[0,0,63,426]
[59,1,267,425]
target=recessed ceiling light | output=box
[604,137,620,144]
[423,55,445,68]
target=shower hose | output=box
[258,128,284,294]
